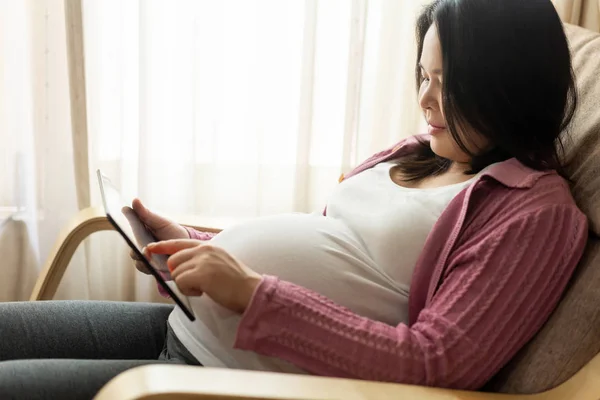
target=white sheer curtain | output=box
[552,0,600,31]
[0,0,80,301]
[1,0,427,301]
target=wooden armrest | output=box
[30,207,113,300]
[94,348,600,400]
[30,207,224,301]
[94,366,505,400]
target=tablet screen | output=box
[97,169,195,321]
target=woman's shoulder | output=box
[469,159,585,225]
[446,160,588,272]
[480,159,574,201]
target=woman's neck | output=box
[391,160,475,189]
[447,161,473,176]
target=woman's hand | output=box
[128,198,189,274]
[146,240,262,314]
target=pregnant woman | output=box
[0,0,589,399]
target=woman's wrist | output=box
[239,273,263,314]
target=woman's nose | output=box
[419,84,439,112]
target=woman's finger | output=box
[166,247,197,272]
[146,239,201,255]
[131,198,149,223]
[134,260,151,274]
[173,266,204,296]
[169,259,197,280]
[129,249,142,261]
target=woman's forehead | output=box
[421,25,443,73]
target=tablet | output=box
[97,169,195,321]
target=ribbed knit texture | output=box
[230,137,588,390]
[186,227,217,242]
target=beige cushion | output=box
[486,239,600,393]
[563,24,600,236]
[485,24,600,393]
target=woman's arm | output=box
[234,204,588,389]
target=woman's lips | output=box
[428,124,446,135]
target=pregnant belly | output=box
[208,212,407,323]
[169,212,410,371]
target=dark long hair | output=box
[396,0,578,181]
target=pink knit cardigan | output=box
[186,135,588,390]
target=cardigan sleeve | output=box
[185,227,218,241]
[234,204,588,389]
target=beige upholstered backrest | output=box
[486,24,600,394]
[563,25,600,237]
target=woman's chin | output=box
[429,131,452,158]
[429,133,472,164]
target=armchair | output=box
[29,207,600,400]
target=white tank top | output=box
[326,162,478,289]
[168,161,477,373]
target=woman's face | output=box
[418,25,485,164]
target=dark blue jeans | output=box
[0,301,200,400]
